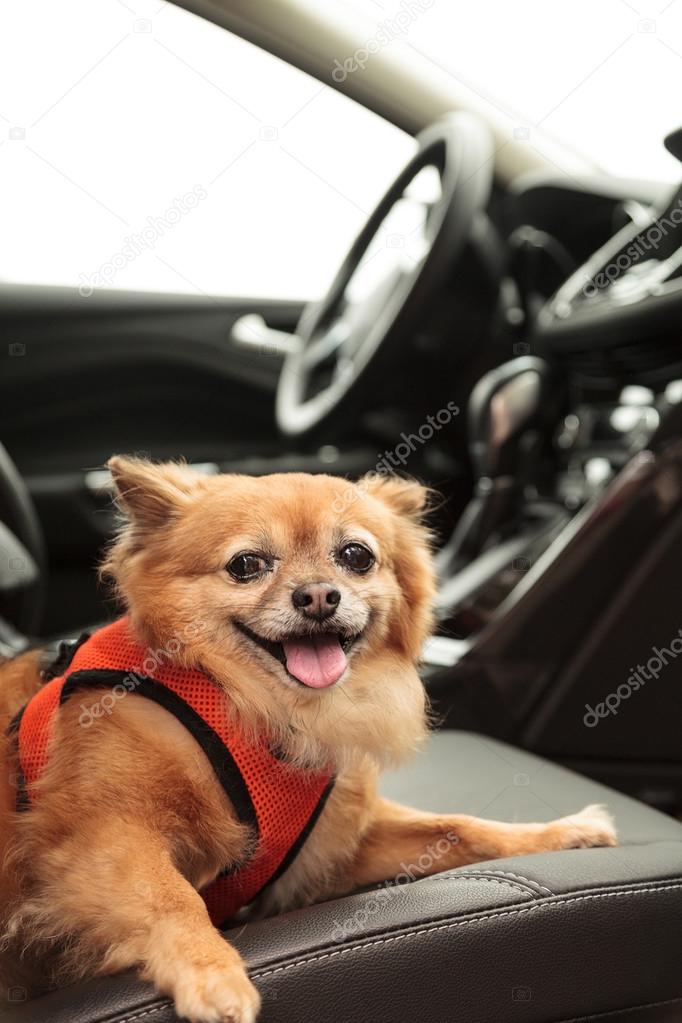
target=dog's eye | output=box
[227,553,270,582]
[337,542,375,574]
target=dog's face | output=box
[103,460,436,763]
[224,524,379,691]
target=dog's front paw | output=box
[544,803,618,850]
[170,957,261,1023]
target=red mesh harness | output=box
[11,617,334,927]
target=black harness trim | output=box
[40,632,91,681]
[260,774,334,886]
[10,665,336,917]
[215,773,336,929]
[6,706,29,811]
[60,669,259,837]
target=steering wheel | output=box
[536,181,682,351]
[275,113,494,436]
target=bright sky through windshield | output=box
[2,0,680,299]
[343,0,682,183]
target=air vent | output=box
[559,337,682,392]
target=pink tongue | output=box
[282,635,347,688]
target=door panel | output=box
[0,284,303,633]
[0,284,304,474]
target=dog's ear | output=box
[107,456,198,529]
[359,473,431,522]
[359,473,436,659]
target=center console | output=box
[425,356,682,810]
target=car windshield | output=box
[342,0,682,183]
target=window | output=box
[0,0,414,299]
[344,0,682,184]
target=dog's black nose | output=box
[292,583,341,619]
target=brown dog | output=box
[0,460,616,1022]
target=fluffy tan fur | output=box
[0,461,616,1022]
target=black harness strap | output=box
[214,774,336,928]
[256,775,335,891]
[60,669,259,837]
[6,706,29,811]
[11,666,335,918]
[40,632,91,681]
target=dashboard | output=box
[538,180,682,354]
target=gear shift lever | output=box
[468,356,546,478]
[437,356,549,577]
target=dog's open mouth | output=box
[234,621,361,689]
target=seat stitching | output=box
[251,882,682,981]
[108,882,682,1023]
[110,986,682,1023]
[110,990,682,1023]
[452,869,554,896]
[110,1006,170,1023]
[426,876,535,898]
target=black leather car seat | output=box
[5,730,682,1023]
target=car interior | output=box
[2,1,682,1021]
